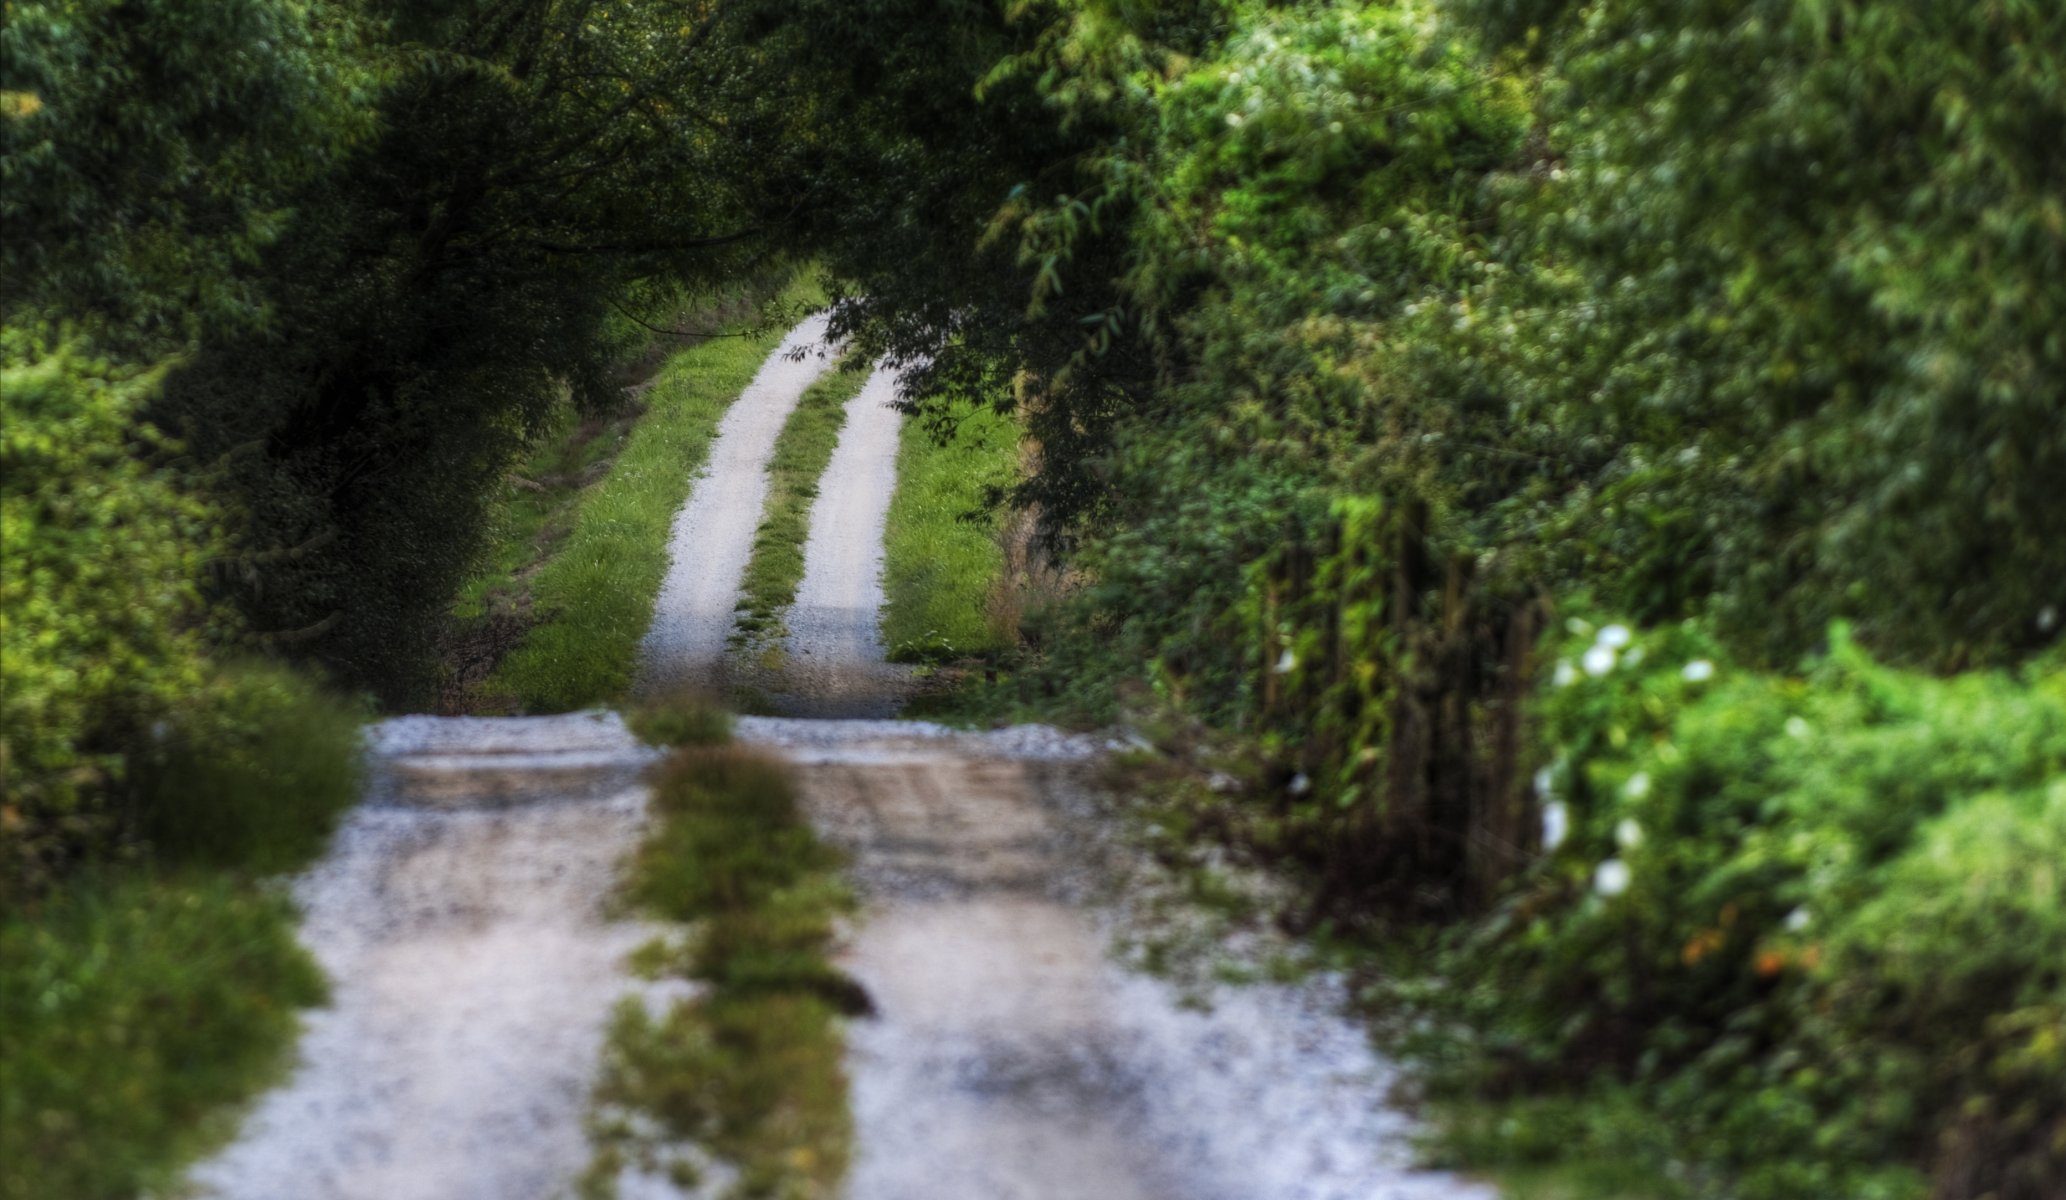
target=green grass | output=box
[583,733,859,1200]
[1422,1093,1696,1200]
[481,274,824,712]
[623,687,735,748]
[0,873,328,1200]
[880,401,1019,663]
[731,356,871,652]
[1,665,362,1200]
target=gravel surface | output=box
[770,363,913,717]
[185,722,682,1200]
[638,315,837,697]
[182,314,1490,1200]
[796,737,1498,1200]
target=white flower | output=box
[1623,771,1651,800]
[2039,606,2058,634]
[1553,660,1577,687]
[1615,818,1644,849]
[1594,858,1632,897]
[1785,716,1811,739]
[1565,617,1593,637]
[1533,766,1555,798]
[1583,644,1617,676]
[1327,120,1344,134]
[1225,112,1244,127]
[1598,624,1632,648]
[1682,659,1715,683]
[1287,772,1312,797]
[1541,801,1570,851]
[1784,907,1811,933]
[1274,648,1297,674]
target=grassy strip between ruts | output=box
[880,400,1019,664]
[729,355,870,655]
[582,696,863,1200]
[0,666,363,1200]
[480,274,824,713]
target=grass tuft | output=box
[132,662,366,873]
[624,688,734,748]
[584,742,857,1200]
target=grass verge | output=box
[0,873,328,1200]
[730,356,870,654]
[880,400,1019,664]
[467,274,823,713]
[583,700,860,1200]
[0,666,362,1200]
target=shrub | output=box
[1415,620,2066,1196]
[625,690,735,749]
[130,662,365,875]
[0,872,328,1200]
[0,330,209,892]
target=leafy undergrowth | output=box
[0,666,363,1200]
[1103,624,2066,1199]
[467,274,825,713]
[0,874,326,1200]
[1389,624,2066,1200]
[730,355,870,655]
[584,699,861,1200]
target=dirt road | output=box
[772,364,910,717]
[185,321,1490,1200]
[738,718,1496,1200]
[638,314,837,698]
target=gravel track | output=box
[182,313,838,1200]
[184,713,675,1200]
[183,316,1489,1200]
[637,315,837,697]
[769,363,912,717]
[769,724,1498,1200]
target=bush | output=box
[0,872,328,1200]
[1413,620,2066,1196]
[131,662,365,874]
[0,330,209,892]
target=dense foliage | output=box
[3,0,805,878]
[149,0,798,704]
[0,334,209,887]
[1405,624,2066,1198]
[766,0,2066,1194]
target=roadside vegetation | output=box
[9,3,2063,1198]
[460,276,824,713]
[775,2,2066,1195]
[879,396,1020,668]
[440,280,792,711]
[730,356,871,655]
[586,696,859,1200]
[0,666,362,1200]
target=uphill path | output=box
[184,322,1493,1200]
